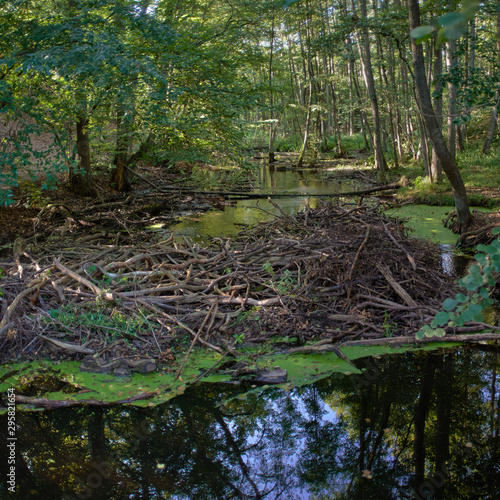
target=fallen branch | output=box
[128,182,401,200]
[376,263,418,308]
[38,335,95,354]
[15,391,156,409]
[286,333,499,353]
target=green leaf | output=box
[415,330,425,340]
[475,253,487,266]
[438,12,465,28]
[468,264,481,275]
[456,293,469,303]
[410,26,436,44]
[461,304,482,322]
[436,27,447,47]
[434,311,450,326]
[462,0,480,20]
[443,298,458,311]
[434,328,446,338]
[492,228,500,235]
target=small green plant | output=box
[46,304,153,340]
[274,270,296,294]
[233,308,259,326]
[383,311,397,338]
[262,263,297,294]
[233,332,245,345]
[417,228,500,339]
[262,261,274,275]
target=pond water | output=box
[1,347,499,499]
[173,165,351,238]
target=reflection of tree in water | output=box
[2,350,500,499]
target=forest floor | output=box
[0,160,499,376]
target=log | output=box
[15,391,156,409]
[286,333,500,354]
[124,182,401,200]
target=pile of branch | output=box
[0,202,489,363]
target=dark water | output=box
[2,347,500,499]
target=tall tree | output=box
[408,0,471,231]
[482,0,500,154]
[354,0,387,172]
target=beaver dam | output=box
[2,200,497,371]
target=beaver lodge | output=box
[4,199,497,370]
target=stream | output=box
[1,163,498,499]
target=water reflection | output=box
[173,166,348,238]
[1,348,500,499]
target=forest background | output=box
[1,0,499,228]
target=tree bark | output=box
[110,101,133,191]
[407,0,471,231]
[297,80,313,168]
[268,16,278,163]
[447,39,458,160]
[356,0,387,172]
[430,41,443,182]
[69,111,91,195]
[482,0,500,154]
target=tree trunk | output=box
[430,41,443,182]
[447,39,458,160]
[69,111,91,194]
[327,57,343,155]
[408,0,471,231]
[482,0,500,154]
[417,114,430,176]
[110,102,132,191]
[268,16,277,163]
[356,0,387,172]
[297,81,313,168]
[482,107,498,154]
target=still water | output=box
[173,166,349,238]
[1,347,499,499]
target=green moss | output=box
[1,342,462,411]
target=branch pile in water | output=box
[0,202,470,362]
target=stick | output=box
[348,227,371,280]
[174,302,215,381]
[287,333,500,352]
[376,263,418,308]
[54,259,114,300]
[37,335,95,354]
[0,277,48,331]
[382,221,417,271]
[15,391,155,409]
